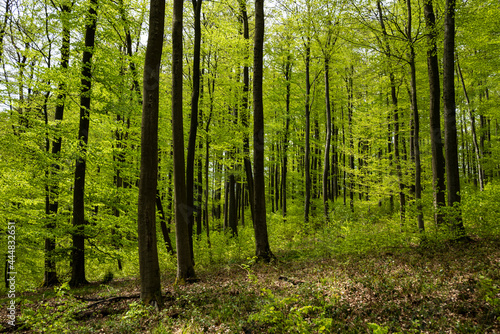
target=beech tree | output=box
[423,0,446,226]
[253,0,273,261]
[173,0,196,281]
[70,0,98,288]
[137,0,164,305]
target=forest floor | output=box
[2,236,500,333]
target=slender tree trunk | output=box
[239,0,255,224]
[186,0,203,265]
[323,58,332,221]
[137,0,165,305]
[70,0,97,288]
[456,59,483,190]
[173,0,196,282]
[156,190,175,254]
[282,55,291,218]
[346,68,354,212]
[443,0,464,233]
[0,0,10,62]
[253,0,273,262]
[407,0,424,232]
[44,2,71,287]
[304,38,312,222]
[424,0,446,226]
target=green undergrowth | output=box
[8,234,500,333]
[5,186,500,333]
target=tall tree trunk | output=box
[282,55,291,218]
[137,0,165,305]
[239,0,255,224]
[304,37,312,222]
[346,67,354,212]
[186,0,203,265]
[376,0,404,221]
[70,0,97,288]
[44,2,71,287]
[443,0,464,234]
[424,0,446,226]
[172,0,196,282]
[253,0,273,262]
[323,58,332,221]
[406,0,424,232]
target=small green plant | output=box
[367,322,390,334]
[19,283,85,333]
[240,256,258,284]
[249,288,335,333]
[478,275,500,319]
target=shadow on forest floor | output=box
[2,236,500,333]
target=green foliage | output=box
[248,286,338,333]
[19,283,85,333]
[478,275,500,320]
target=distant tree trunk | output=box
[156,190,175,254]
[70,0,97,288]
[172,0,196,282]
[406,0,423,232]
[304,37,312,222]
[443,0,464,234]
[323,58,332,221]
[376,0,404,221]
[424,0,446,226]
[137,0,165,306]
[239,0,255,224]
[253,0,273,262]
[346,67,354,212]
[228,173,238,236]
[186,0,203,264]
[282,55,291,218]
[44,2,71,287]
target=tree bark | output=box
[443,0,464,233]
[137,0,165,306]
[44,1,71,287]
[323,59,332,221]
[253,0,273,262]
[423,0,446,226]
[304,37,312,222]
[186,0,203,264]
[282,54,291,218]
[238,0,255,224]
[70,0,97,288]
[406,0,424,232]
[173,0,196,282]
